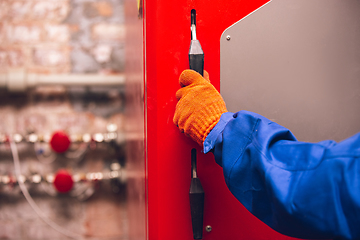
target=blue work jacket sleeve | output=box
[203,110,360,240]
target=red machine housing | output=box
[144,0,301,239]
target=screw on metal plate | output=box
[205,225,212,232]
[226,35,231,41]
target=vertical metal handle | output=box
[189,9,204,76]
[189,148,204,239]
[188,10,205,239]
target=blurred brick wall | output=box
[0,0,125,74]
[0,1,130,240]
[0,0,71,73]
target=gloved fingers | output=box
[173,100,192,130]
[179,69,205,87]
[173,111,182,130]
[176,84,204,100]
[203,70,210,82]
[173,70,228,147]
[175,87,186,100]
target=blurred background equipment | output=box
[0,0,145,239]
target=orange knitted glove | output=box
[173,69,227,146]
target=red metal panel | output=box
[145,1,301,239]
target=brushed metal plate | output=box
[220,0,360,142]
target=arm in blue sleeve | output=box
[203,110,360,240]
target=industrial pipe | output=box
[0,69,125,92]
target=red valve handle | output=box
[50,131,71,153]
[53,169,74,193]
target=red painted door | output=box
[145,1,303,239]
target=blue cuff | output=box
[203,112,234,153]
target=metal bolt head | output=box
[32,174,42,184]
[205,225,212,232]
[107,123,118,132]
[93,133,104,142]
[226,35,231,41]
[13,134,23,143]
[28,133,38,143]
[110,162,121,171]
[82,133,91,143]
